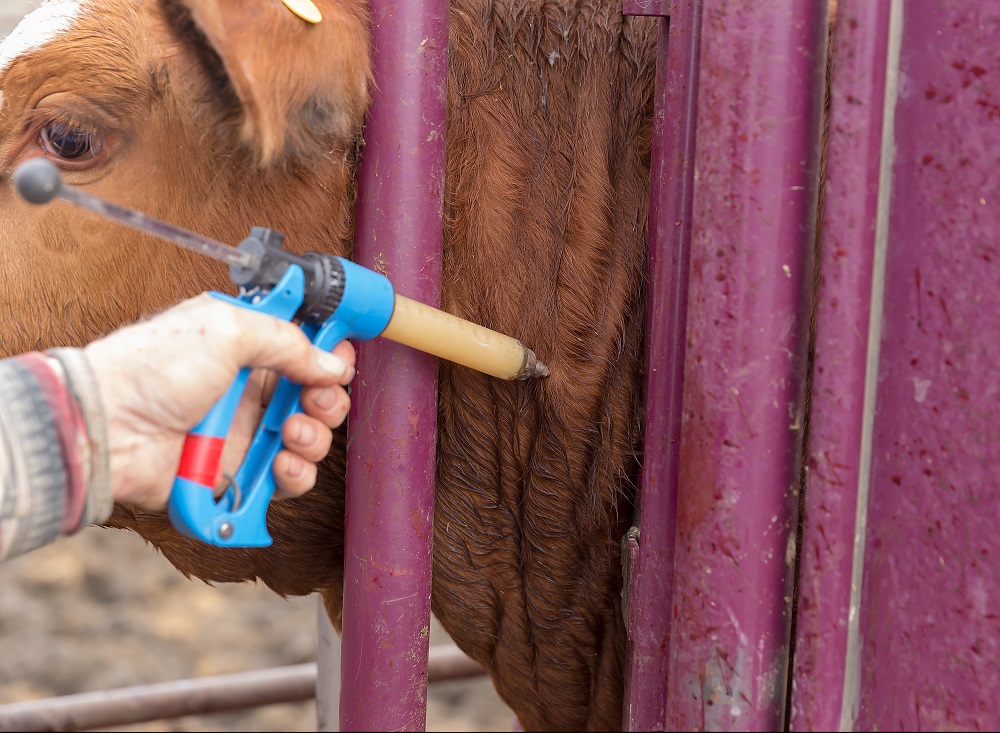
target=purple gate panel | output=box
[788,1,892,729]
[854,2,1000,730]
[340,0,449,730]
[664,1,828,729]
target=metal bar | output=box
[663,0,829,729]
[0,646,485,733]
[13,159,255,269]
[787,1,893,729]
[621,0,702,730]
[851,1,1000,729]
[338,0,449,730]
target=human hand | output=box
[83,294,356,512]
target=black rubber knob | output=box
[13,158,62,205]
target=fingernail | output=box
[314,386,336,410]
[316,351,347,378]
[296,421,317,445]
[286,455,305,478]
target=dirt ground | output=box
[0,3,514,731]
[0,528,514,732]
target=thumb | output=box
[229,307,352,385]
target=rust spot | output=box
[975,98,1000,121]
[939,296,952,327]
[915,267,923,328]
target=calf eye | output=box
[40,120,101,160]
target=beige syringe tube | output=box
[380,295,550,380]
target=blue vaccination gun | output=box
[168,227,394,547]
[12,158,549,549]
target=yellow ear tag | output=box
[281,0,322,24]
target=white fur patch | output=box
[0,0,86,75]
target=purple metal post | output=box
[852,2,1000,729]
[664,1,828,729]
[788,1,892,729]
[339,0,449,730]
[621,0,702,730]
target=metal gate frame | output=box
[4,0,997,731]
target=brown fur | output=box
[0,0,837,729]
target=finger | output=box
[220,304,354,385]
[282,413,334,463]
[329,340,357,383]
[256,368,280,405]
[272,450,318,499]
[300,384,351,428]
[215,372,269,495]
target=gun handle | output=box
[167,265,306,546]
[215,317,354,546]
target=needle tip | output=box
[517,349,550,380]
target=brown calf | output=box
[0,0,661,729]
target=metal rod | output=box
[621,1,703,729]
[55,184,257,268]
[12,158,256,269]
[0,645,485,733]
[338,0,449,729]
[662,0,829,729]
[787,0,893,728]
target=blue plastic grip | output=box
[167,258,395,547]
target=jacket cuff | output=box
[47,347,113,529]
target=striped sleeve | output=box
[0,349,111,561]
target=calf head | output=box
[0,0,371,616]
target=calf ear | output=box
[162,0,372,166]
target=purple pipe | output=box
[853,2,1000,729]
[664,1,828,729]
[788,1,892,729]
[339,0,449,730]
[621,0,702,730]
